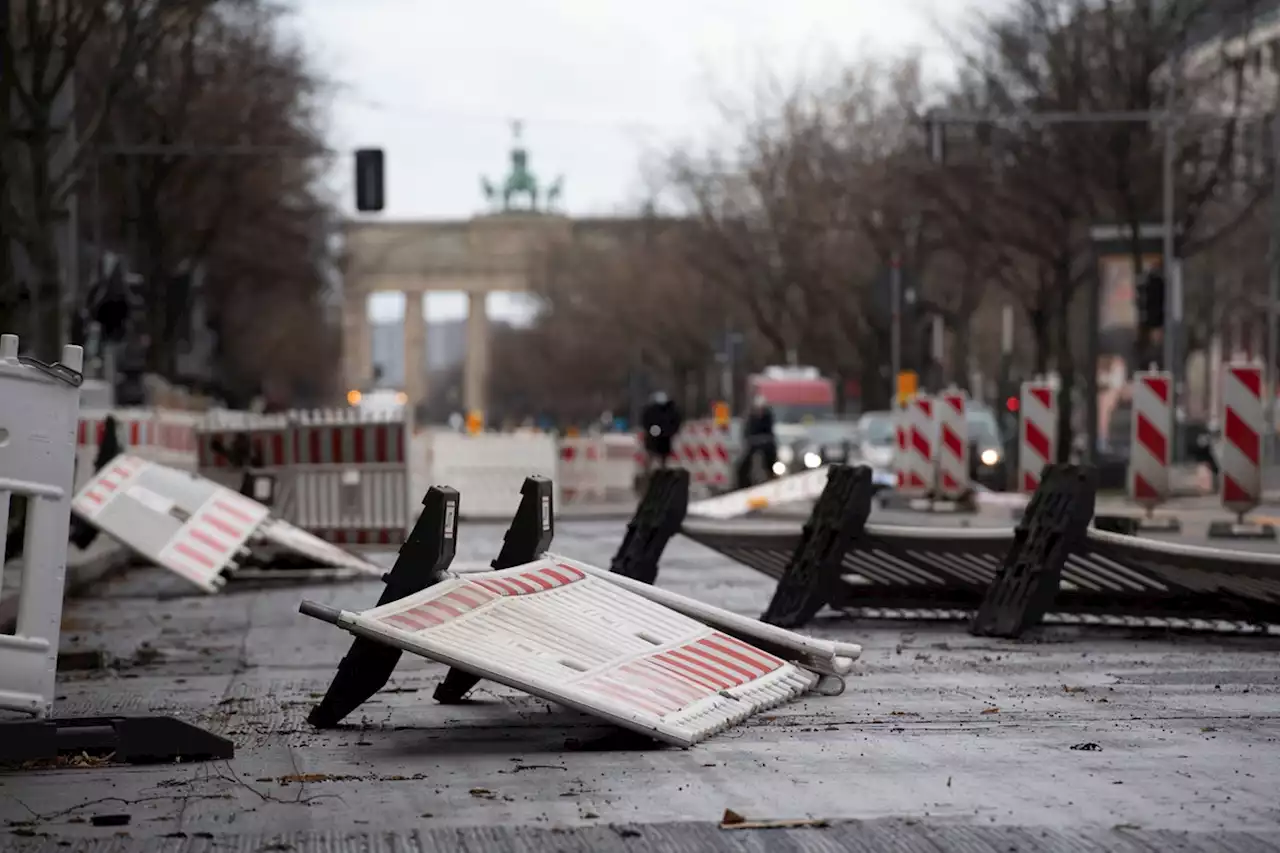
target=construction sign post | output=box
[896,371,918,406]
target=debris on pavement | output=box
[719,809,830,830]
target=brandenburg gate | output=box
[341,123,571,416]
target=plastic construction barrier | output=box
[1018,380,1058,494]
[426,431,560,520]
[1127,371,1179,532]
[0,333,232,765]
[611,468,690,584]
[558,434,637,505]
[686,466,830,520]
[302,476,859,747]
[76,407,200,491]
[933,388,971,501]
[893,395,935,498]
[634,419,740,497]
[680,462,1280,637]
[71,454,383,593]
[196,408,413,546]
[290,408,411,545]
[760,465,874,629]
[1210,362,1277,540]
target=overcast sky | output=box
[292,0,995,324]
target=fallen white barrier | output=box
[72,454,383,592]
[687,467,831,520]
[306,552,855,747]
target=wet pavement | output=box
[3,515,1280,850]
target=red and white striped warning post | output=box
[893,395,935,499]
[1212,362,1274,538]
[934,389,970,501]
[1018,380,1058,493]
[1128,370,1178,527]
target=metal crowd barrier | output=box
[650,462,1280,637]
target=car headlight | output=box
[778,445,794,463]
[803,451,822,469]
[772,461,787,476]
[980,448,1000,466]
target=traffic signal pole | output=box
[890,252,901,404]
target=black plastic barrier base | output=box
[1207,519,1277,541]
[0,716,233,765]
[610,469,690,585]
[971,464,1098,639]
[1092,514,1140,536]
[306,486,459,728]
[434,476,555,704]
[762,465,873,629]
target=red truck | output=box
[746,366,836,424]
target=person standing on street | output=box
[738,395,777,488]
[641,391,682,472]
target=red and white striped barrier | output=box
[1220,362,1264,518]
[1018,381,1058,493]
[76,408,200,491]
[934,389,969,500]
[893,395,935,497]
[196,408,413,546]
[674,420,737,492]
[72,454,267,592]
[196,411,292,471]
[290,408,411,546]
[559,434,637,504]
[1128,370,1174,509]
[71,453,384,592]
[633,419,740,496]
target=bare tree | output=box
[1,0,213,357]
[85,1,332,379]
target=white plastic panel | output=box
[72,454,268,593]
[332,557,820,746]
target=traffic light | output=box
[1006,396,1019,413]
[354,148,385,212]
[1136,270,1166,331]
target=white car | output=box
[854,411,896,470]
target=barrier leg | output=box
[306,486,459,728]
[434,476,554,704]
[1207,515,1277,540]
[761,465,873,629]
[970,464,1097,638]
[609,469,690,584]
